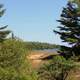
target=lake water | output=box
[42,49,58,52]
[35,49,58,53]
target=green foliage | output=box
[0,26,11,42]
[0,67,25,80]
[0,39,38,80]
[37,56,75,80]
[0,40,26,68]
[69,0,80,10]
[0,4,5,17]
[24,41,59,50]
[0,4,10,42]
[54,1,80,59]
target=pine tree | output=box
[69,0,80,16]
[0,4,10,42]
[54,1,80,59]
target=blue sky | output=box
[0,0,67,44]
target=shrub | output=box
[37,56,75,80]
[0,39,38,80]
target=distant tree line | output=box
[23,41,59,50]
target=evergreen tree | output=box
[0,4,10,42]
[69,0,80,14]
[54,1,80,59]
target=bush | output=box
[0,39,38,80]
[37,56,75,80]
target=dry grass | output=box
[66,68,80,80]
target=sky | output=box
[0,0,67,44]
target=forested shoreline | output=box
[23,41,59,50]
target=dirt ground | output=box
[27,50,58,68]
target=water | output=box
[42,49,58,52]
[35,48,58,53]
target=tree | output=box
[54,1,80,59]
[69,0,80,14]
[0,4,10,42]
